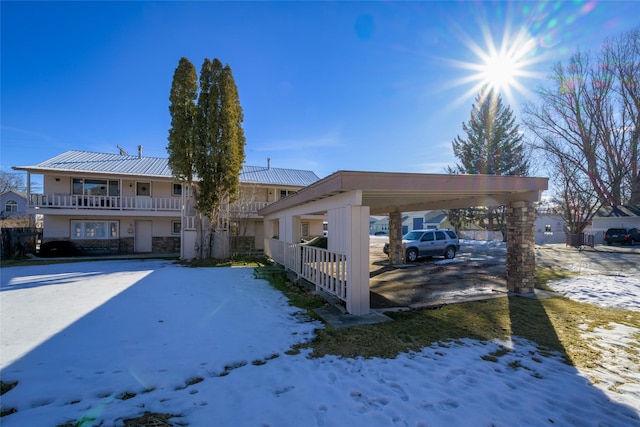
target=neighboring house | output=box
[423,210,453,230]
[587,205,640,244]
[369,215,389,235]
[402,210,453,234]
[370,210,453,236]
[1,190,28,219]
[13,150,320,257]
[534,214,566,244]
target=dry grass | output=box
[122,412,185,427]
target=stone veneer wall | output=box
[506,201,536,293]
[388,211,404,265]
[152,236,180,254]
[41,237,134,254]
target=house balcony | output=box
[29,194,275,218]
[29,194,182,217]
[228,201,270,217]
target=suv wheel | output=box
[406,248,418,262]
[444,246,456,259]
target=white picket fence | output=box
[265,239,348,302]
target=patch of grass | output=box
[258,263,640,375]
[122,412,185,427]
[256,267,327,315]
[0,407,17,418]
[185,376,204,386]
[305,295,640,373]
[481,347,512,363]
[117,391,137,400]
[0,381,18,418]
[0,381,17,395]
[184,255,269,268]
[535,266,577,290]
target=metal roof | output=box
[595,205,640,218]
[14,150,321,187]
[239,165,320,187]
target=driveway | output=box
[368,236,640,310]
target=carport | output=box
[260,171,548,315]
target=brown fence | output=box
[566,233,595,248]
[1,227,41,259]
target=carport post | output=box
[506,201,536,293]
[388,211,404,265]
[345,205,371,315]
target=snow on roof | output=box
[14,150,320,187]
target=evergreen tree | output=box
[167,58,198,184]
[450,89,529,176]
[448,89,529,238]
[167,57,246,259]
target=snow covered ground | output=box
[1,259,639,426]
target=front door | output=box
[134,220,152,253]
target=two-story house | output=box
[13,150,321,257]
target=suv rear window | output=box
[607,228,626,233]
[445,230,458,239]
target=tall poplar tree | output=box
[167,58,198,184]
[167,57,246,259]
[448,89,529,238]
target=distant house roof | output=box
[13,150,320,187]
[0,190,27,200]
[424,210,447,225]
[595,205,640,218]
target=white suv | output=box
[383,229,460,262]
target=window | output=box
[545,224,552,233]
[72,178,119,196]
[230,221,239,235]
[280,190,295,199]
[301,222,310,238]
[435,231,447,241]
[172,220,182,235]
[172,183,190,196]
[5,200,18,213]
[421,232,434,242]
[136,182,151,196]
[71,220,119,239]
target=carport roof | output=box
[259,170,548,216]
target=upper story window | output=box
[280,190,295,199]
[5,200,18,212]
[73,178,119,196]
[172,183,190,196]
[136,182,151,196]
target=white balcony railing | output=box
[29,194,182,211]
[229,201,270,214]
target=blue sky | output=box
[2,1,638,181]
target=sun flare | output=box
[443,18,542,109]
[480,51,522,93]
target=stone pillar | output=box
[506,201,536,293]
[388,211,404,266]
